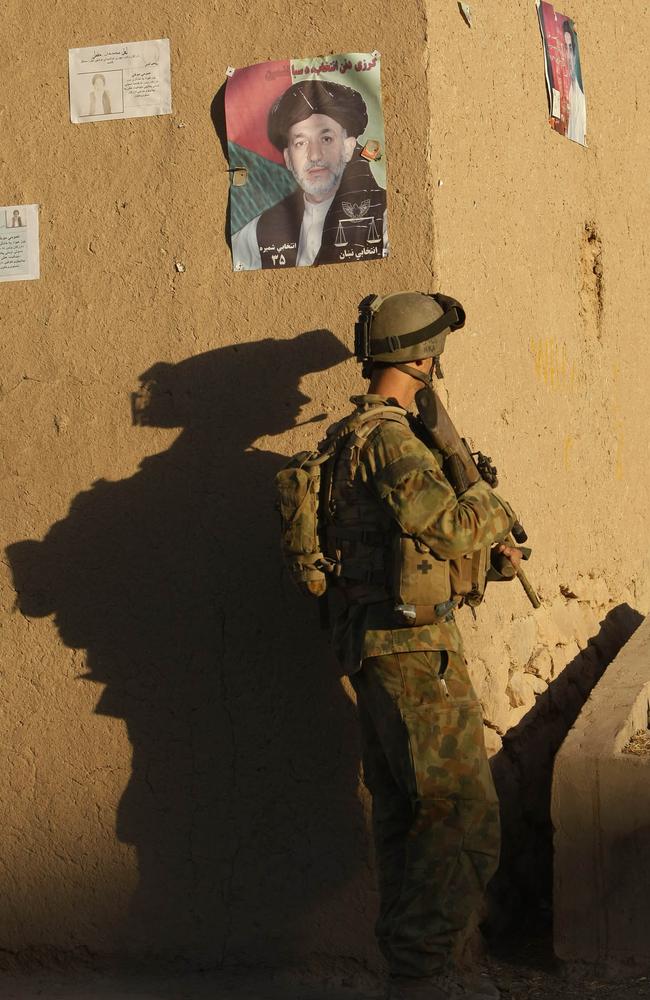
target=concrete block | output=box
[552,615,650,974]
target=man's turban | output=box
[267,81,369,151]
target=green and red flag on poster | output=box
[537,2,587,146]
[225,52,388,272]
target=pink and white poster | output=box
[225,52,388,272]
[537,2,587,146]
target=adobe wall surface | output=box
[0,0,648,971]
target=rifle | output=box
[415,388,541,609]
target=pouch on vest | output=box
[391,535,452,621]
[276,452,330,598]
[449,546,490,607]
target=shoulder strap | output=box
[296,405,408,471]
[321,404,407,448]
[348,409,408,448]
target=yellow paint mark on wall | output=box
[530,337,576,391]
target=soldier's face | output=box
[283,114,357,202]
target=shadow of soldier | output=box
[486,602,644,947]
[7,330,372,970]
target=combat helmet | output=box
[354,291,465,377]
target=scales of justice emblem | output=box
[334,200,381,247]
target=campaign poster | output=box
[225,52,388,272]
[0,204,39,283]
[68,38,172,124]
[537,3,587,146]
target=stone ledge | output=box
[552,613,650,975]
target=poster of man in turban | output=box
[537,2,587,146]
[225,52,388,271]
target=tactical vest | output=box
[323,404,490,624]
[276,403,490,620]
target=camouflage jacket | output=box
[328,394,516,672]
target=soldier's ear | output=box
[343,135,357,163]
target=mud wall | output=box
[0,0,648,971]
[425,0,650,925]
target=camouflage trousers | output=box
[351,649,500,978]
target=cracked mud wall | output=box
[0,0,649,971]
[423,0,650,752]
[424,0,650,924]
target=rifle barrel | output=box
[507,533,541,608]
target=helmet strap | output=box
[392,359,436,389]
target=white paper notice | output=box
[68,38,172,124]
[551,87,561,119]
[0,205,39,283]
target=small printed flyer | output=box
[68,38,172,123]
[0,205,40,283]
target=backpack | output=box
[275,406,406,597]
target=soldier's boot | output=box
[386,970,500,1000]
[386,972,460,999]
[453,969,501,999]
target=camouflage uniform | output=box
[328,394,515,979]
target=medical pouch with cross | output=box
[391,534,454,626]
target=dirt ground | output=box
[2,959,650,1000]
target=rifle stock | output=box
[414,387,541,609]
[414,388,480,494]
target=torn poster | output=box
[537,3,586,145]
[459,4,473,28]
[226,52,388,271]
[68,38,172,123]
[0,205,39,283]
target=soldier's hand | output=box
[495,543,524,572]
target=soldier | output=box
[324,292,523,1000]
